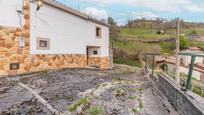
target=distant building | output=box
[180,47,204,66]
[165,56,203,80]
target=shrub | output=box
[180,35,188,50]
[189,30,198,36]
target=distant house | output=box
[165,56,204,80]
[0,0,111,76]
[180,47,204,66]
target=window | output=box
[93,50,98,55]
[39,40,47,47]
[37,37,50,50]
[10,63,19,70]
[96,26,101,38]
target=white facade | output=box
[30,2,109,57]
[181,55,203,66]
[0,0,24,27]
[167,63,201,80]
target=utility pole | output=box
[175,18,180,84]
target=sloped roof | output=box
[43,0,109,27]
[188,47,201,51]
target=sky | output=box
[56,0,204,24]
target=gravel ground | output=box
[0,65,178,115]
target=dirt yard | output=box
[0,65,178,115]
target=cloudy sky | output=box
[57,0,204,24]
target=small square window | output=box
[37,37,50,50]
[39,40,47,47]
[96,26,101,38]
[93,50,98,55]
[10,63,19,70]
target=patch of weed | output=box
[139,101,144,109]
[68,97,89,112]
[137,88,144,93]
[39,70,49,76]
[132,107,140,113]
[128,95,137,100]
[113,76,124,81]
[88,106,104,115]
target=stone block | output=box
[24,14,30,19]
[0,39,5,47]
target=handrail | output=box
[178,52,204,57]
[178,51,204,91]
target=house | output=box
[180,47,204,66]
[0,0,111,76]
[165,57,203,80]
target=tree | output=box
[180,35,188,50]
[107,17,120,39]
[107,17,116,26]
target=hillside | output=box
[111,24,204,67]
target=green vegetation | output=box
[128,95,137,100]
[132,107,140,113]
[131,100,144,113]
[139,101,144,109]
[39,70,49,76]
[137,88,144,93]
[120,27,173,39]
[110,17,204,68]
[188,41,204,50]
[68,97,89,112]
[115,88,125,95]
[114,57,143,68]
[180,35,188,50]
[88,106,104,115]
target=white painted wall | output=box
[167,63,201,80]
[30,2,109,57]
[0,0,24,27]
[181,55,203,66]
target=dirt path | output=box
[0,65,178,115]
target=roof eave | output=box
[42,0,109,27]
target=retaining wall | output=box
[157,74,204,115]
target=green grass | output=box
[68,97,89,112]
[88,106,104,115]
[188,41,204,50]
[120,27,174,39]
[114,57,142,68]
[181,28,204,36]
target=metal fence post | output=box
[185,56,196,90]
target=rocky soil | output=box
[0,65,178,115]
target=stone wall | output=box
[157,74,204,115]
[0,27,23,75]
[88,57,110,69]
[0,0,110,77]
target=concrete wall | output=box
[30,2,109,57]
[157,74,204,115]
[0,0,24,27]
